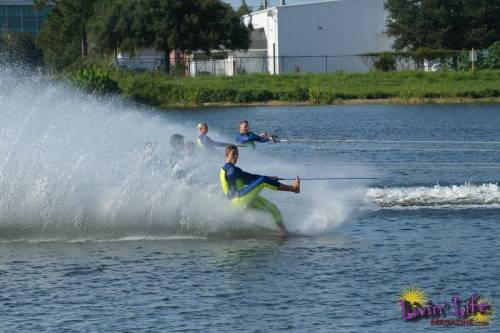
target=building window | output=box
[0,4,53,34]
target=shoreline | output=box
[107,69,500,109]
[160,97,500,108]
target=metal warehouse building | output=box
[237,0,393,74]
[0,0,52,34]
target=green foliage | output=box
[35,0,250,72]
[412,49,456,62]
[481,41,500,69]
[275,87,309,101]
[234,89,273,103]
[373,53,396,71]
[67,66,120,94]
[0,33,43,66]
[171,61,188,76]
[366,49,462,69]
[308,88,334,104]
[37,0,98,70]
[385,0,500,50]
[89,0,124,57]
[236,0,252,16]
[106,69,500,106]
[90,0,251,73]
[90,0,151,58]
[64,55,116,72]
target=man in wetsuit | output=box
[167,134,196,179]
[219,144,300,234]
[235,120,274,148]
[196,122,229,151]
[168,133,185,162]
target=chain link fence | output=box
[114,51,483,76]
[115,54,374,75]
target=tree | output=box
[385,0,500,50]
[188,1,251,52]
[150,0,251,72]
[462,0,500,49]
[236,0,252,16]
[90,0,132,58]
[481,41,500,69]
[373,52,396,71]
[93,0,251,73]
[0,33,43,66]
[36,0,98,69]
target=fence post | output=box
[325,56,328,73]
[273,43,276,75]
[470,48,476,71]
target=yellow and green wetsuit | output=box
[220,162,283,225]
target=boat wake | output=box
[367,183,500,209]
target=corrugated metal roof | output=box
[0,0,35,5]
[244,0,356,16]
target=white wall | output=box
[278,0,391,56]
[277,0,392,73]
[242,0,393,74]
[243,8,280,74]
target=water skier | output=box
[220,144,300,234]
[167,134,197,179]
[186,141,196,157]
[168,133,185,162]
[140,141,163,173]
[235,120,276,148]
[196,122,229,151]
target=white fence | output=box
[188,57,234,77]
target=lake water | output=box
[1,68,499,332]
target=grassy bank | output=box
[107,70,500,107]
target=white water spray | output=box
[367,183,500,209]
[0,67,359,241]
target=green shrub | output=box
[107,68,500,107]
[481,41,500,69]
[185,88,205,104]
[373,53,396,71]
[234,89,272,103]
[67,66,120,94]
[364,91,393,99]
[483,88,500,97]
[456,90,482,98]
[308,87,334,104]
[423,91,442,98]
[456,88,500,99]
[0,32,43,66]
[276,87,309,101]
[171,61,188,76]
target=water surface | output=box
[1,71,499,332]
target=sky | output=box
[226,0,326,9]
